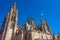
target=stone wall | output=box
[31,30,53,40]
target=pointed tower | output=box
[41,19,51,33]
[26,19,36,31]
[1,2,18,40]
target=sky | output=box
[0,0,60,35]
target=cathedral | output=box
[0,2,57,40]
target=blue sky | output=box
[0,0,60,35]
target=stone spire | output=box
[10,1,17,15]
[13,1,16,9]
[1,1,18,40]
[41,19,51,33]
[11,0,16,10]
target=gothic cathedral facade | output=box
[0,2,57,40]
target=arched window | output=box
[11,15,16,22]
